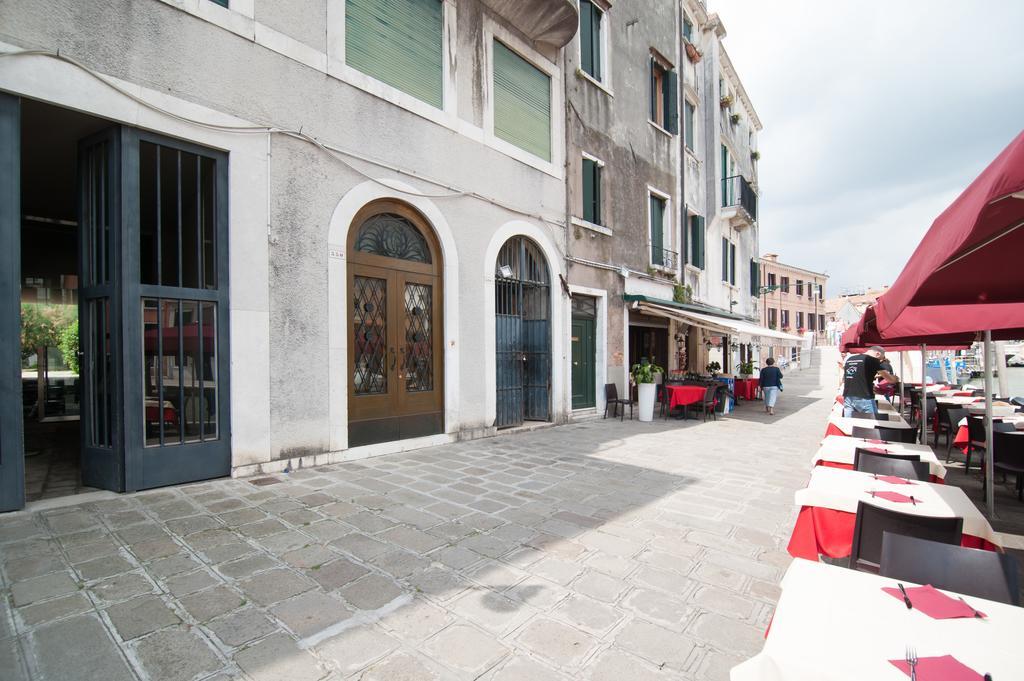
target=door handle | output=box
[389,347,396,371]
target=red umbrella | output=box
[839,306,976,352]
[874,130,1024,335]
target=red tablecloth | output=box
[666,385,707,409]
[146,405,177,424]
[786,506,999,561]
[735,378,759,401]
[813,460,942,483]
[824,422,848,438]
[953,424,970,453]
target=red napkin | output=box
[875,475,915,485]
[868,491,920,504]
[881,584,986,619]
[889,654,984,679]
[867,439,886,444]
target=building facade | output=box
[758,254,828,362]
[0,0,580,511]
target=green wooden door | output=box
[571,317,596,409]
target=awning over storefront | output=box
[625,296,803,344]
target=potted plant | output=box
[719,94,733,108]
[706,361,721,377]
[631,359,664,422]
[738,360,755,378]
[730,113,741,125]
[750,150,761,161]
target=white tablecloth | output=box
[827,413,914,434]
[812,435,946,480]
[794,466,1001,548]
[731,559,1022,681]
[935,395,984,406]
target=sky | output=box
[715,0,1024,295]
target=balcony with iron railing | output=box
[721,175,757,228]
[651,247,678,272]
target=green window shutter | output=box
[582,158,601,225]
[346,0,444,108]
[665,70,679,134]
[208,0,228,6]
[749,259,759,296]
[591,4,603,81]
[650,196,664,265]
[689,215,705,269]
[649,58,657,121]
[580,0,594,77]
[721,237,728,282]
[493,41,552,161]
[684,101,695,150]
[730,242,736,285]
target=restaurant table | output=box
[951,414,1024,453]
[935,395,984,406]
[824,413,914,438]
[664,384,708,419]
[734,378,760,401]
[731,559,1022,681]
[830,396,898,416]
[787,466,1001,561]
[813,435,946,481]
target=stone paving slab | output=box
[0,363,836,680]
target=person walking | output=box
[759,357,784,416]
[842,346,898,417]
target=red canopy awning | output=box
[839,306,976,352]
[874,130,1024,336]
[840,304,1023,352]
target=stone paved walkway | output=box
[0,363,835,681]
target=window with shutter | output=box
[749,259,759,296]
[649,57,677,133]
[729,242,736,285]
[346,0,444,108]
[689,215,705,269]
[650,195,666,265]
[493,41,552,161]
[582,157,602,225]
[683,16,693,42]
[721,237,729,282]
[684,101,695,150]
[580,0,603,81]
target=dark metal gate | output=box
[495,237,550,428]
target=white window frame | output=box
[646,185,673,271]
[483,18,564,178]
[573,152,610,235]
[576,0,614,96]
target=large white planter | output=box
[637,383,656,422]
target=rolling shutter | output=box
[346,0,444,108]
[493,41,552,161]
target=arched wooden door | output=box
[495,236,551,428]
[347,201,443,447]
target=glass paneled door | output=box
[78,127,230,493]
[347,204,444,447]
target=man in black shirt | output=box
[843,346,898,416]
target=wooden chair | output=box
[880,532,1020,605]
[849,501,962,573]
[603,383,634,421]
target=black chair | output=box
[939,408,969,461]
[849,501,963,573]
[854,451,929,481]
[991,430,1024,501]
[966,416,1016,473]
[851,412,879,420]
[1011,396,1024,408]
[851,425,919,444]
[695,385,718,422]
[879,532,1021,606]
[603,383,634,421]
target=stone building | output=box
[757,254,828,363]
[0,0,579,511]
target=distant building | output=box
[757,254,827,362]
[824,286,890,342]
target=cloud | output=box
[714,0,1024,291]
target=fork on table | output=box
[905,645,918,681]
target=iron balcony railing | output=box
[721,175,758,222]
[652,247,678,271]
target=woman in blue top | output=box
[759,357,784,416]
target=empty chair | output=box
[854,451,929,481]
[853,447,922,464]
[966,416,1017,473]
[991,430,1024,502]
[603,383,634,421]
[879,532,1020,606]
[695,384,719,422]
[849,501,963,573]
[1011,396,1024,408]
[850,412,879,420]
[851,425,919,444]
